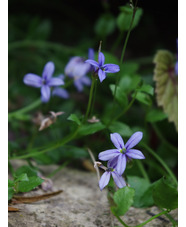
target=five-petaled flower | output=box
[99,132,145,175]
[85,52,120,82]
[23,61,64,103]
[97,159,126,191]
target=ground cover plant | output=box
[8,0,178,226]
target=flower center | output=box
[120,148,126,154]
[107,167,115,172]
[42,79,47,85]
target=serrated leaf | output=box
[109,121,133,137]
[15,165,38,177]
[111,186,135,216]
[152,177,178,210]
[17,176,44,193]
[67,114,81,125]
[117,5,143,31]
[14,173,29,183]
[146,109,168,122]
[153,50,178,130]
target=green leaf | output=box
[78,122,105,136]
[67,114,81,125]
[59,146,88,159]
[94,13,116,37]
[110,84,128,108]
[146,109,168,122]
[8,187,15,200]
[152,177,178,210]
[137,84,154,95]
[111,186,135,216]
[120,62,139,75]
[127,176,153,207]
[134,91,152,106]
[153,50,178,130]
[14,173,29,183]
[109,121,133,137]
[8,179,14,187]
[117,5,143,31]
[119,74,141,93]
[17,176,44,193]
[15,165,38,177]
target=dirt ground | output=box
[8,160,178,227]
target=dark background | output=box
[9,0,178,58]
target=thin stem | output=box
[90,79,97,117]
[111,1,138,117]
[8,98,41,120]
[135,210,169,227]
[136,160,150,183]
[47,161,69,178]
[9,127,80,160]
[84,76,96,122]
[141,143,178,186]
[151,123,178,153]
[160,208,178,227]
[114,214,129,227]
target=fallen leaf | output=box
[8,206,20,212]
[12,190,63,204]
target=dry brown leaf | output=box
[12,190,63,204]
[8,206,20,212]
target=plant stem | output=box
[84,76,96,122]
[151,123,178,153]
[47,161,69,178]
[160,208,178,227]
[9,127,80,160]
[136,160,150,183]
[8,98,41,120]
[135,210,169,227]
[141,143,178,186]
[114,214,129,227]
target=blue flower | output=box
[99,132,145,175]
[52,74,70,99]
[85,52,120,82]
[64,49,94,92]
[99,158,126,191]
[23,62,64,103]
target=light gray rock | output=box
[8,161,177,227]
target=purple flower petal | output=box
[65,57,82,77]
[126,149,145,159]
[107,156,119,169]
[41,85,51,103]
[104,64,120,73]
[98,52,105,66]
[85,59,99,68]
[23,73,42,88]
[110,133,124,149]
[88,48,94,60]
[98,149,119,161]
[98,69,106,82]
[99,171,111,191]
[73,62,91,77]
[74,79,84,92]
[116,154,127,175]
[80,76,91,86]
[47,78,64,87]
[42,61,55,80]
[52,87,69,99]
[125,132,143,150]
[111,171,126,188]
